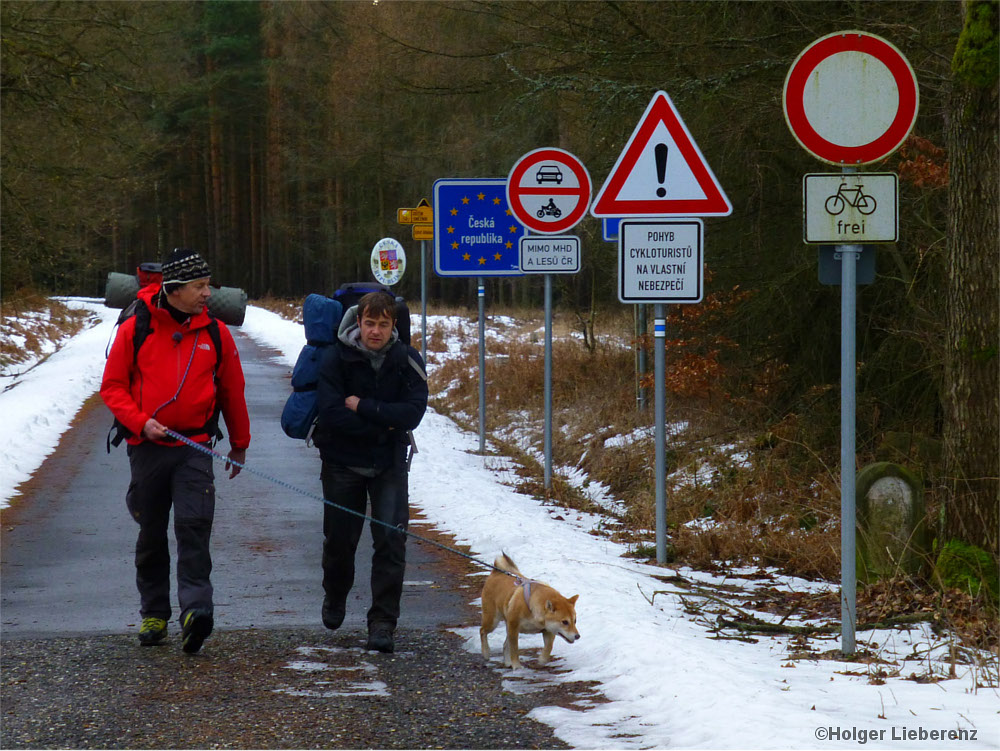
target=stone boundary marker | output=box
[856,461,927,581]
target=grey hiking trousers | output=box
[126,442,215,622]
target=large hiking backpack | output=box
[331,282,411,345]
[105,263,247,326]
[105,298,224,451]
[280,294,344,442]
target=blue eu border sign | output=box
[433,178,526,277]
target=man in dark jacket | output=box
[313,291,428,653]
[101,248,251,654]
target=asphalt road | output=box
[1,332,468,637]
[0,331,582,749]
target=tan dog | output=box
[479,553,580,669]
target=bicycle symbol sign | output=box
[825,183,877,216]
[803,172,897,244]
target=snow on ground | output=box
[0,299,120,503]
[1,298,998,750]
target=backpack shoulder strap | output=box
[205,315,223,372]
[407,354,427,382]
[388,341,426,382]
[105,298,142,359]
[403,349,426,471]
[107,300,149,452]
[130,301,153,366]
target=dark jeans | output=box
[320,461,409,630]
[126,442,215,622]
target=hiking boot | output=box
[322,597,345,630]
[181,609,214,654]
[138,617,167,646]
[366,626,394,654]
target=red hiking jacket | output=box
[100,285,251,449]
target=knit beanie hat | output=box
[161,248,211,294]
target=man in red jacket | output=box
[101,248,251,654]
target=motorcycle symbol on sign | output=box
[825,182,877,215]
[537,198,563,219]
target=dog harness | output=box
[516,577,538,606]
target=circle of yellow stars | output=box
[446,192,520,266]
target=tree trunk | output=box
[943,0,999,556]
[205,50,224,265]
[228,126,240,287]
[263,5,284,296]
[250,137,261,297]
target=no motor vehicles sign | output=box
[507,148,592,234]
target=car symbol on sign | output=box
[535,165,563,185]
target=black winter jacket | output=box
[313,339,428,471]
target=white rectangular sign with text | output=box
[618,219,703,303]
[804,173,898,244]
[518,235,581,274]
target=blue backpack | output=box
[281,294,343,442]
[332,282,411,345]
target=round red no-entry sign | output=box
[783,30,919,165]
[507,148,591,234]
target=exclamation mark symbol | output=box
[655,143,668,197]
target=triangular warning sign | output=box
[591,91,732,217]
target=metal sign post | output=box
[654,307,667,562]
[544,273,553,489]
[840,242,859,654]
[637,304,648,410]
[619,219,705,564]
[478,277,486,454]
[839,169,859,654]
[517,235,581,489]
[509,149,591,490]
[420,239,427,364]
